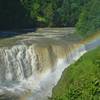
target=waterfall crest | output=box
[0,43,80,81]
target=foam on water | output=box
[0,30,99,100]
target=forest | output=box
[0,0,88,30]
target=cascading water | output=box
[0,44,86,100]
[0,28,99,100]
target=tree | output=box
[52,0,88,27]
[0,0,89,29]
[76,0,100,37]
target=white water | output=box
[0,44,87,100]
[0,31,99,100]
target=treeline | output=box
[0,0,87,30]
[76,0,100,37]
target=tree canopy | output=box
[76,0,100,37]
[0,0,87,30]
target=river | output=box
[0,28,100,100]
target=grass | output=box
[50,47,100,100]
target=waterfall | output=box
[0,30,99,100]
[0,43,79,81]
[0,42,87,100]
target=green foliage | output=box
[0,0,87,29]
[52,0,85,27]
[50,47,100,100]
[76,0,100,37]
